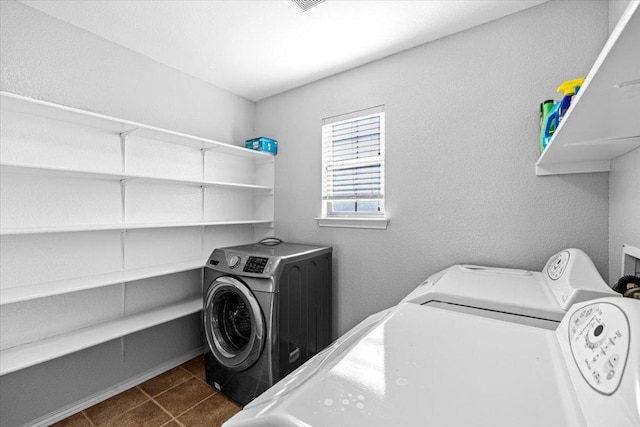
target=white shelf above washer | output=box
[535,1,640,175]
[0,91,274,161]
[0,219,274,236]
[0,259,205,305]
[0,298,202,376]
[0,162,274,191]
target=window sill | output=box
[315,217,389,230]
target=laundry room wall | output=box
[609,0,633,32]
[607,0,639,288]
[255,0,611,337]
[608,147,640,284]
[0,2,257,426]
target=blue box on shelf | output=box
[245,137,278,155]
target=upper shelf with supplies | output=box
[536,1,640,176]
[0,91,273,160]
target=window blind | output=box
[322,110,385,215]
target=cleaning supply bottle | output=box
[557,77,585,122]
[541,101,559,152]
[540,77,585,153]
[539,99,554,153]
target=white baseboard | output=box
[24,347,204,427]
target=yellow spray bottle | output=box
[557,77,585,121]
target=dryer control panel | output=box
[568,302,630,395]
[543,249,618,310]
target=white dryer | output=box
[223,249,639,427]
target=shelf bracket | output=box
[200,149,207,182]
[120,128,139,139]
[200,225,206,265]
[119,128,139,173]
[120,230,127,269]
[200,185,206,221]
[200,146,220,182]
[120,179,129,223]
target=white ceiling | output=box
[20,0,547,101]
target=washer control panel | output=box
[243,256,271,274]
[227,255,241,269]
[569,302,630,395]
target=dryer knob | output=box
[228,255,241,268]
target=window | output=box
[319,106,387,229]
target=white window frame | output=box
[317,106,389,230]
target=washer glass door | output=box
[204,276,265,371]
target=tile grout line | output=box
[86,391,152,427]
[80,410,96,427]
[177,365,196,376]
[137,385,179,425]
[138,374,208,426]
[169,392,217,420]
[57,358,206,427]
[139,366,195,402]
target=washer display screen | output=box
[243,256,269,273]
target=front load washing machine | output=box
[203,238,332,406]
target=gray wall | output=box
[609,0,633,32]
[0,2,255,426]
[609,147,640,283]
[607,0,639,285]
[255,0,611,336]
[0,0,629,425]
[0,0,254,143]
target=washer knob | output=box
[586,323,606,349]
[227,255,241,268]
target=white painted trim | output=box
[316,217,389,230]
[23,347,204,427]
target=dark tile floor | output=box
[51,355,241,427]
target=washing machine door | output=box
[204,276,266,372]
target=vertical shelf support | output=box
[200,146,218,180]
[119,130,136,295]
[200,148,207,182]
[200,146,213,265]
[200,187,206,260]
[200,224,206,262]
[120,179,130,224]
[119,128,138,173]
